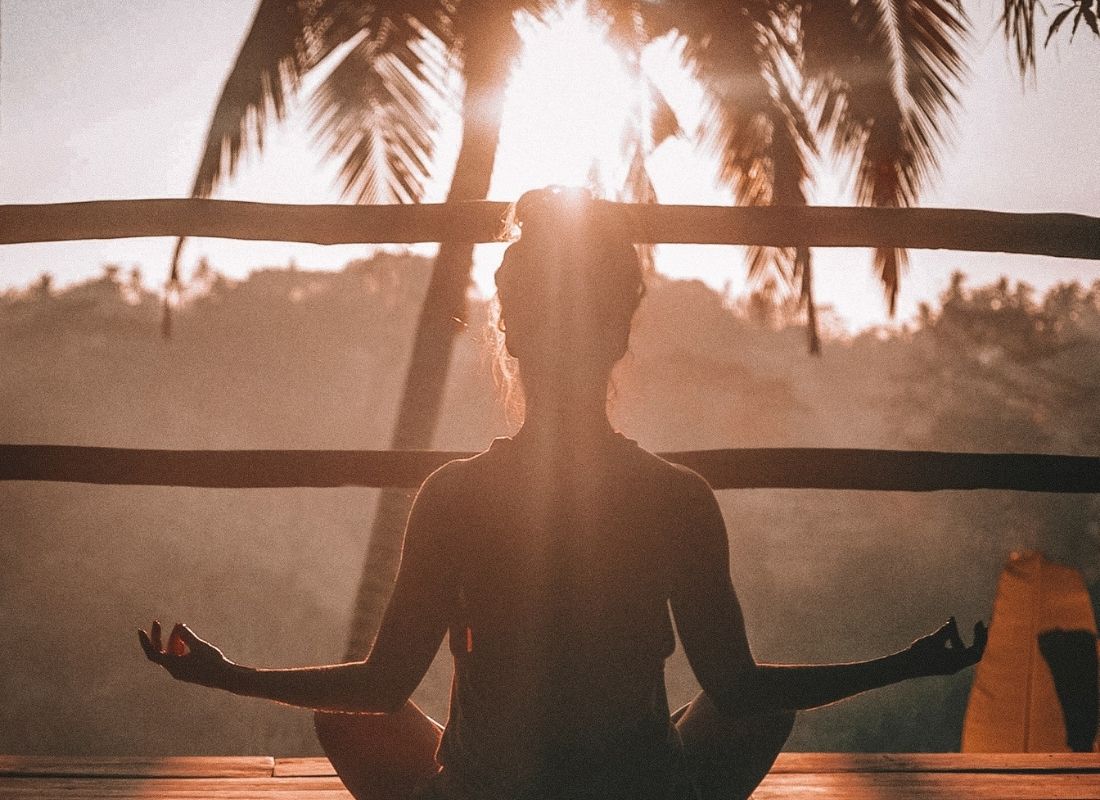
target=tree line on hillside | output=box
[1,255,1096,755]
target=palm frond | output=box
[309,19,448,203]
[589,0,679,44]
[669,1,821,349]
[622,146,660,274]
[192,0,322,200]
[452,0,547,77]
[1046,0,1100,43]
[587,0,683,156]
[165,0,453,334]
[584,2,679,275]
[592,0,645,50]
[743,69,816,279]
[802,0,967,313]
[683,8,814,270]
[1002,0,1040,72]
[189,0,454,201]
[165,0,324,313]
[648,76,683,146]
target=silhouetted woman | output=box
[141,187,986,800]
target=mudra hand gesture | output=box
[139,620,232,689]
[906,616,988,676]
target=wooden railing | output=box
[1,445,1097,492]
[2,199,1099,258]
[3,198,1098,494]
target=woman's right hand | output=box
[138,620,234,689]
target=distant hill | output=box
[2,256,1097,755]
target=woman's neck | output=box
[516,388,615,451]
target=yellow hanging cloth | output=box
[962,550,1098,752]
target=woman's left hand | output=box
[139,620,233,689]
[906,617,988,677]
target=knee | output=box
[768,708,796,745]
[677,692,795,748]
[684,691,797,726]
[314,704,442,770]
[676,698,794,800]
[732,706,795,751]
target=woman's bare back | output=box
[406,432,710,797]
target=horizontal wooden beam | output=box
[1,445,1096,492]
[0,756,275,779]
[2,199,1098,259]
[271,753,1100,777]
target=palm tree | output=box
[595,0,1093,351]
[590,0,968,353]
[173,0,681,661]
[176,0,1084,661]
[169,0,548,659]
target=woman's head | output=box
[493,187,645,412]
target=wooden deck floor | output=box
[1,754,1098,799]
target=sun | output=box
[489,2,641,201]
[469,2,658,296]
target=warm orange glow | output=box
[491,3,641,200]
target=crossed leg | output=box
[673,693,795,800]
[315,695,793,800]
[314,703,442,800]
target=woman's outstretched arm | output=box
[139,620,423,713]
[668,469,987,718]
[139,465,457,714]
[740,617,985,714]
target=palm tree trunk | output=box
[342,46,512,661]
[799,250,821,356]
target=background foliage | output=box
[2,256,1097,754]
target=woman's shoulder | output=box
[414,437,513,499]
[634,443,716,498]
[419,433,560,496]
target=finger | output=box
[947,616,965,650]
[168,623,190,657]
[151,620,163,652]
[962,622,988,667]
[138,629,162,662]
[973,621,989,655]
[175,623,200,647]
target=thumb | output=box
[946,616,965,650]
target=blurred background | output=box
[1,256,1097,754]
[2,0,1098,757]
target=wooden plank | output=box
[8,752,1091,779]
[2,200,1099,260]
[2,773,1100,800]
[0,776,350,799]
[273,758,336,777]
[0,755,273,778]
[0,199,509,247]
[274,752,1100,778]
[752,772,1100,799]
[1,445,1098,493]
[3,754,1100,799]
[771,752,1100,773]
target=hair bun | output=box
[513,186,596,236]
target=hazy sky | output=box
[1,0,1098,330]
